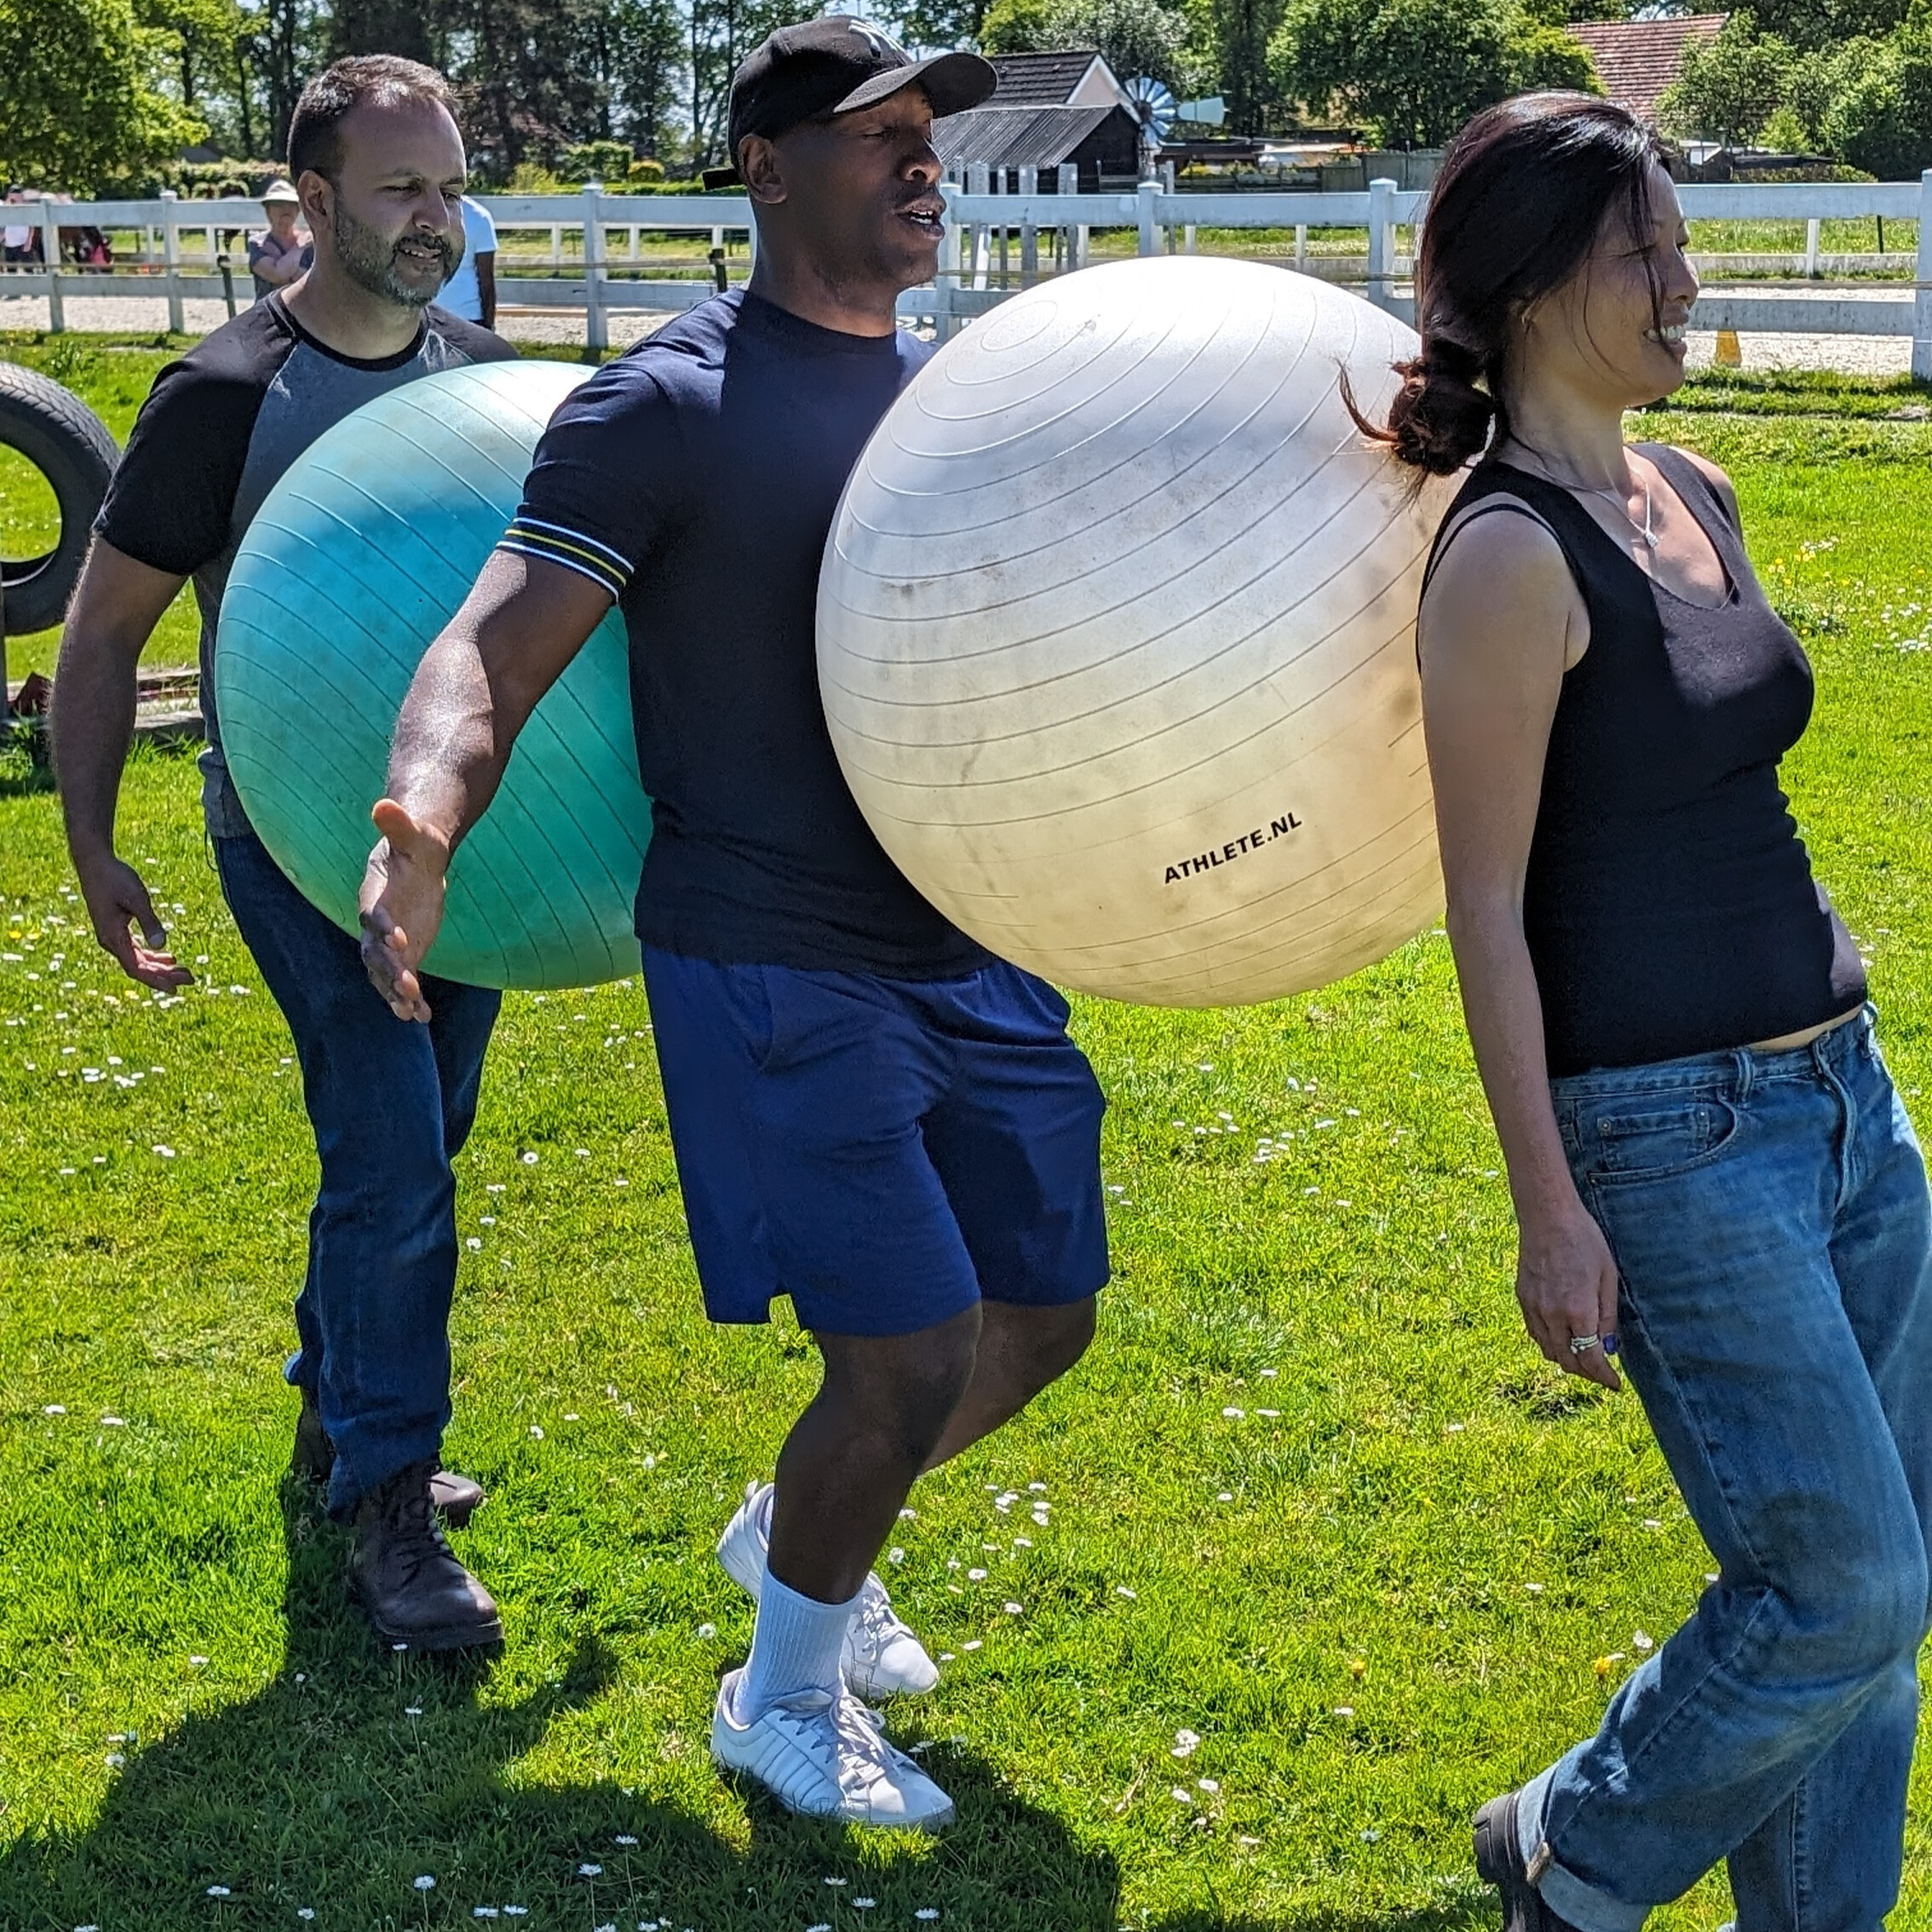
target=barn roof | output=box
[1566,14,1728,124]
[986,50,1113,106]
[933,103,1119,171]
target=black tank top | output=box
[1425,444,1866,1078]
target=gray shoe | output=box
[1473,1791,1584,1932]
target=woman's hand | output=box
[1516,1200,1622,1391]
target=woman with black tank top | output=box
[1358,95,1932,1932]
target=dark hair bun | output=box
[1384,340,1493,474]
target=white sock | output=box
[735,1569,855,1721]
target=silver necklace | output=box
[1582,476,1658,550]
[1511,446,1659,550]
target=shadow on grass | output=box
[0,1479,1131,1932]
[1159,1905,1492,1932]
[0,1478,1503,1932]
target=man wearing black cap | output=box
[358,20,1110,1829]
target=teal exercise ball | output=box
[216,361,647,990]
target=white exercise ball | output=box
[817,255,1457,1007]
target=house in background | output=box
[1567,14,1728,126]
[934,49,1145,190]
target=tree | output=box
[685,0,820,170]
[1724,0,1910,53]
[0,0,203,189]
[1504,19,1598,94]
[437,0,609,173]
[607,0,684,157]
[329,0,440,60]
[982,0,1191,87]
[1275,0,1595,147]
[1819,19,1932,175]
[1657,14,1798,147]
[892,0,996,49]
[1214,0,1288,132]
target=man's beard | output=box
[330,202,461,308]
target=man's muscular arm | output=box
[357,549,612,1020]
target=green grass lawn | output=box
[1,353,1930,1932]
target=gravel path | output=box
[1,290,1917,377]
[1682,327,1912,377]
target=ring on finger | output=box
[1568,1333,1602,1355]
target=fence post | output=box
[1137,177,1159,257]
[1366,176,1395,313]
[934,173,958,341]
[160,188,185,334]
[969,162,990,289]
[37,197,64,333]
[1803,216,1820,279]
[582,183,607,355]
[1914,170,1931,383]
[1018,164,1038,286]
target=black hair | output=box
[287,55,455,184]
[1355,91,1669,475]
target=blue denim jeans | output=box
[1520,1007,1932,1932]
[214,825,501,1518]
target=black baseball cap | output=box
[700,17,996,189]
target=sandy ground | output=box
[0,290,1918,377]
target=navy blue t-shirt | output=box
[502,288,989,979]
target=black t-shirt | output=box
[502,287,988,979]
[95,293,514,834]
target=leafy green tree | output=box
[1724,0,1911,54]
[1275,0,1594,147]
[0,0,203,190]
[684,0,821,170]
[1213,0,1288,131]
[435,0,608,172]
[982,0,1191,86]
[893,0,997,49]
[1657,14,1797,147]
[979,0,1050,44]
[328,0,441,60]
[607,0,685,157]
[1819,18,1932,175]
[1504,20,1597,94]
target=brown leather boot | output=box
[348,1459,503,1652]
[293,1383,486,1527]
[1474,1792,1585,1932]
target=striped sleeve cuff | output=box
[497,515,632,598]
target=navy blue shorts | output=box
[641,948,1110,1337]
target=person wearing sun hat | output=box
[248,176,311,298]
[360,17,1112,1829]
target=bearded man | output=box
[54,55,513,1652]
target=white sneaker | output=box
[710,1668,956,1830]
[716,1481,940,1699]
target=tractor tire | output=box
[0,361,119,636]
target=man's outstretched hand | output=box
[359,799,451,1022]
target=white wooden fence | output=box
[6,171,1929,378]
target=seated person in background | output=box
[249,179,311,296]
[3,187,43,264]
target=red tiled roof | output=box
[1567,14,1728,124]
